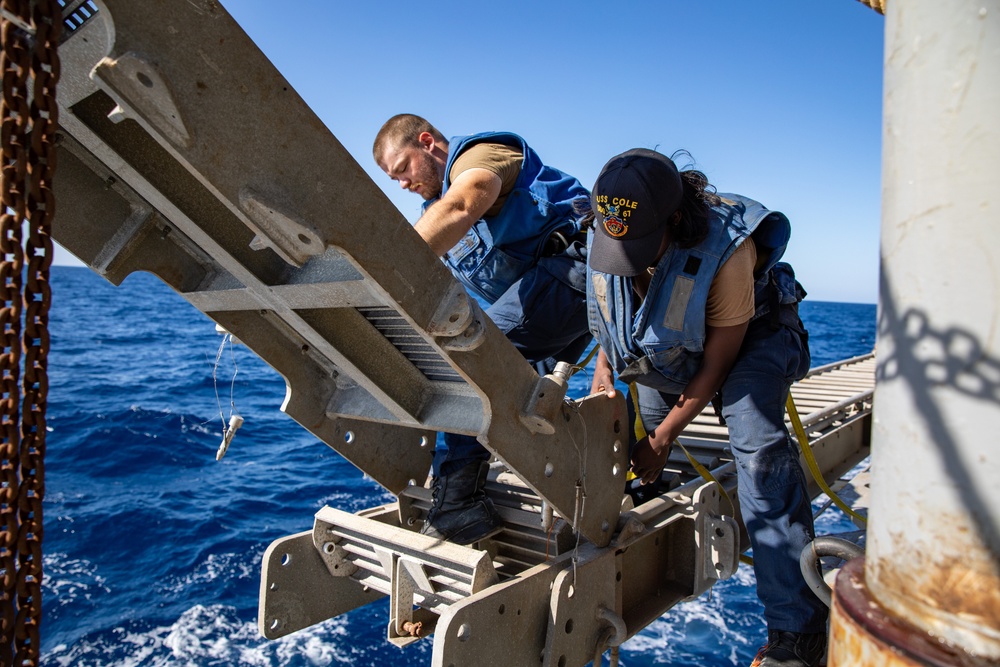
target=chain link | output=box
[0,0,58,663]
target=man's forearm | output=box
[414,167,503,257]
[415,199,480,256]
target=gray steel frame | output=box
[258,356,873,665]
[52,0,628,548]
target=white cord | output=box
[565,400,590,589]
[212,332,243,460]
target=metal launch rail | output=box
[259,355,872,667]
[49,2,874,665]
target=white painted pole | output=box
[871,0,1000,657]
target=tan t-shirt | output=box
[449,142,523,218]
[705,237,757,327]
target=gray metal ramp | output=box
[52,0,627,549]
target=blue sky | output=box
[56,1,885,303]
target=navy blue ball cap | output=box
[590,148,683,277]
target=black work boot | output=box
[420,461,503,545]
[750,631,827,667]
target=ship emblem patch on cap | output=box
[602,204,628,238]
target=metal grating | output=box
[357,307,464,383]
[59,0,99,42]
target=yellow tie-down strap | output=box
[786,394,867,526]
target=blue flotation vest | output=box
[588,194,804,393]
[425,132,589,304]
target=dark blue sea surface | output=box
[41,266,875,666]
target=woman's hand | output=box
[591,349,617,398]
[631,435,671,486]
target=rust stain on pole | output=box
[830,558,998,667]
[870,538,1000,634]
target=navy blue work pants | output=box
[635,318,828,634]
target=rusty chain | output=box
[0,1,30,662]
[0,0,58,664]
[15,2,59,663]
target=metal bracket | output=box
[311,505,500,623]
[542,554,618,667]
[488,390,629,548]
[312,529,359,578]
[240,187,326,267]
[94,51,192,147]
[691,482,739,592]
[437,296,486,352]
[432,555,570,666]
[704,514,740,581]
[427,282,474,337]
[259,530,382,640]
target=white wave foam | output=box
[44,603,362,667]
[180,415,218,436]
[157,551,257,594]
[43,552,112,604]
[314,486,395,514]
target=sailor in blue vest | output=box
[587,149,827,667]
[373,114,592,544]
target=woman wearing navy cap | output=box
[587,148,825,667]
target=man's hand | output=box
[591,348,617,397]
[631,435,670,486]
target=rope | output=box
[786,394,867,525]
[212,332,241,429]
[799,536,865,608]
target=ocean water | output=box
[39,266,876,667]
